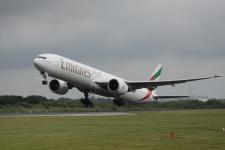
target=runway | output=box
[0,112,134,117]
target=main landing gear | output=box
[80,92,93,107]
[40,72,48,85]
[113,99,124,107]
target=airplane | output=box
[33,54,221,106]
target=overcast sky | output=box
[0,0,224,99]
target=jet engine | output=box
[107,79,128,95]
[49,79,69,95]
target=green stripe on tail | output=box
[149,64,163,81]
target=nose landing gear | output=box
[40,72,48,85]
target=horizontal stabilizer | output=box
[153,96,189,99]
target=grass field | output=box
[0,109,225,150]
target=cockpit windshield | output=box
[37,56,47,59]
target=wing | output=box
[126,76,221,90]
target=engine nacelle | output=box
[49,79,69,95]
[107,79,128,95]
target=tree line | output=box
[0,95,225,111]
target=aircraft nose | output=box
[33,58,38,66]
[33,57,41,70]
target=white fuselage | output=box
[33,54,155,103]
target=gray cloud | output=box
[0,0,224,98]
[1,0,225,54]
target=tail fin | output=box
[149,64,163,81]
[149,64,163,94]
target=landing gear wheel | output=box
[80,92,93,107]
[80,98,93,107]
[42,80,48,85]
[113,99,124,107]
